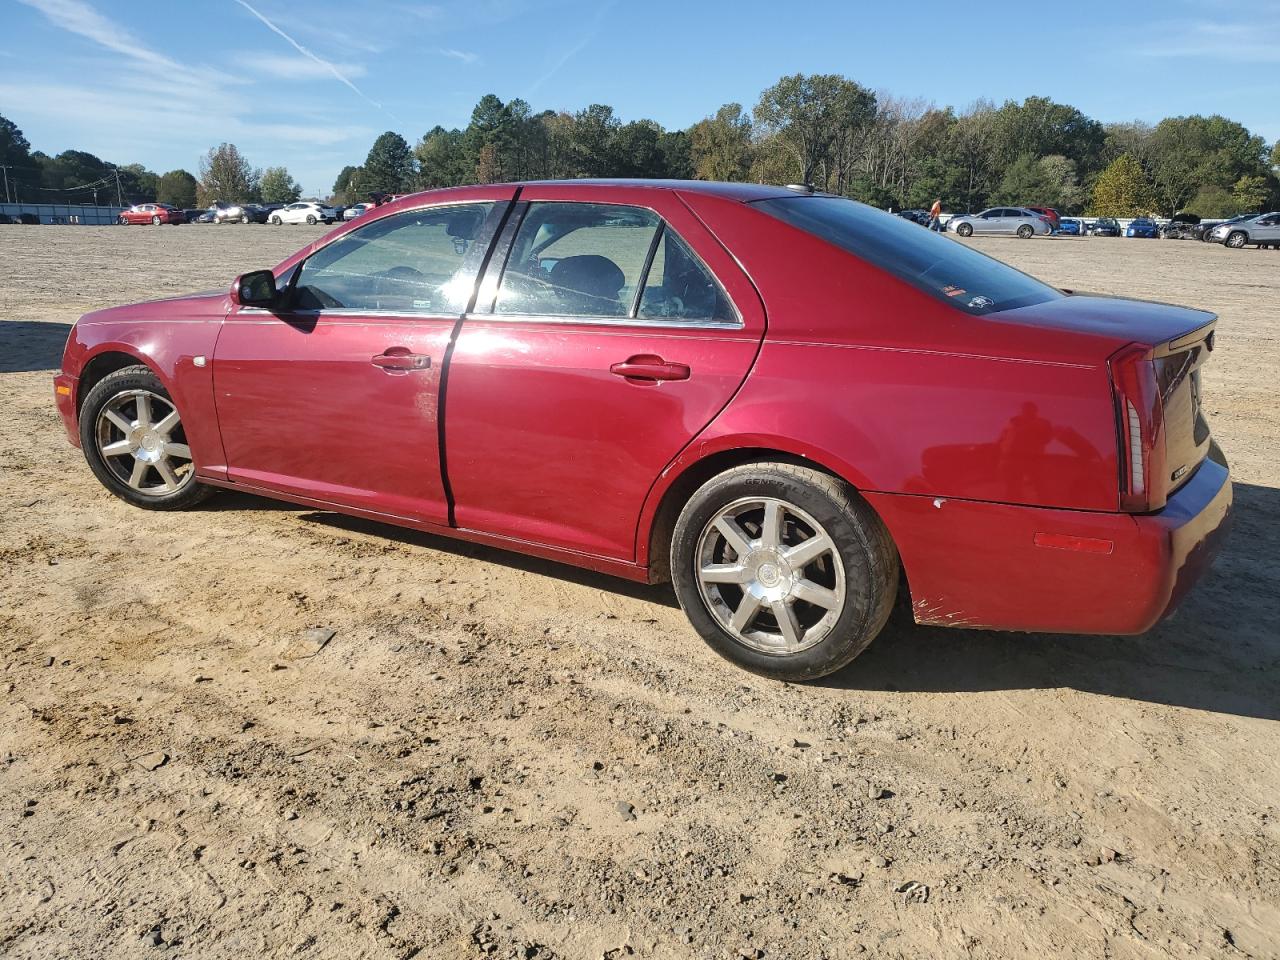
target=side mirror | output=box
[231,269,278,308]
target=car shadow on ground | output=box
[202,497,681,608]
[824,480,1280,722]
[203,479,1277,719]
[0,321,73,373]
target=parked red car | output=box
[1026,206,1061,229]
[118,203,184,225]
[55,181,1231,680]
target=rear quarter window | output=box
[754,196,1062,315]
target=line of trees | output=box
[5,74,1280,217]
[0,115,302,208]
[332,77,1280,218]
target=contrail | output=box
[233,0,396,119]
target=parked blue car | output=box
[1057,218,1083,236]
[1126,217,1158,238]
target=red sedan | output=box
[54,181,1231,680]
[118,203,184,225]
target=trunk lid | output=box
[1002,293,1217,510]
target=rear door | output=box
[443,186,765,561]
[1253,213,1280,242]
[213,194,512,523]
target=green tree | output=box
[657,129,693,179]
[197,143,259,205]
[689,103,753,181]
[1232,174,1268,212]
[259,165,302,203]
[566,103,620,177]
[156,169,197,207]
[1089,154,1155,217]
[414,128,467,188]
[0,113,32,195]
[753,73,877,186]
[1147,115,1268,214]
[989,97,1106,179]
[361,131,416,193]
[331,165,361,203]
[612,119,666,178]
[1185,184,1235,218]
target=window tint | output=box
[755,196,1062,315]
[494,203,659,317]
[637,228,735,323]
[292,203,493,313]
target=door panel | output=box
[444,186,766,561]
[211,194,514,523]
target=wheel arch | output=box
[76,349,161,413]
[639,439,891,584]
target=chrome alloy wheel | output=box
[695,496,846,655]
[94,390,194,496]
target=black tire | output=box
[78,365,212,511]
[306,214,317,225]
[956,222,973,237]
[1225,231,1247,249]
[670,462,898,681]
[270,215,281,225]
[1016,224,1033,239]
[118,215,129,225]
[151,215,161,225]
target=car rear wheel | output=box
[1016,224,1033,239]
[670,463,898,681]
[1225,231,1247,249]
[79,365,212,511]
[956,222,973,237]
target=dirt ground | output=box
[1,224,1277,960]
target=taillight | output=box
[1108,344,1167,512]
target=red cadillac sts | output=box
[118,203,185,225]
[54,181,1232,680]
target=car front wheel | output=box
[306,214,317,225]
[79,365,212,511]
[1225,231,1248,249]
[956,222,973,237]
[670,463,898,681]
[270,215,281,225]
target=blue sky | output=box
[3,0,1278,196]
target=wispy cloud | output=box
[1137,16,1280,62]
[440,48,480,64]
[525,1,614,97]
[250,56,369,80]
[232,0,395,117]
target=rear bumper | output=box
[54,373,81,447]
[866,448,1232,635]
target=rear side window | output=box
[490,202,736,323]
[754,196,1062,314]
[292,203,493,313]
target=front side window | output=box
[755,195,1062,315]
[292,203,494,313]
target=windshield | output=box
[754,196,1061,315]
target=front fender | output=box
[66,305,229,479]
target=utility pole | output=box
[113,167,122,207]
[1,165,10,205]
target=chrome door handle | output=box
[609,355,690,382]
[372,350,431,372]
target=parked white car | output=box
[269,201,337,225]
[947,207,1054,238]
[341,202,371,221]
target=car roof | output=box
[387,179,800,208]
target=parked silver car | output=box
[1211,212,1280,249]
[948,207,1053,238]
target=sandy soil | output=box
[1,224,1277,960]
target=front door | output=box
[443,186,766,561]
[212,196,512,524]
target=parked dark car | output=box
[182,209,206,224]
[52,179,1231,681]
[895,209,930,226]
[1057,218,1083,236]
[1089,218,1121,237]
[1162,212,1201,239]
[0,212,13,225]
[15,212,39,224]
[1126,218,1159,238]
